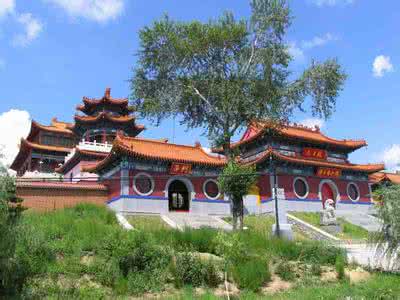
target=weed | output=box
[275,261,296,281]
[230,256,271,292]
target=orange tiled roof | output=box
[73,112,138,124]
[21,138,72,153]
[27,119,74,141]
[215,121,367,153]
[370,172,400,185]
[84,134,227,173]
[10,138,72,171]
[80,88,128,107]
[56,148,108,174]
[16,181,108,191]
[241,147,384,173]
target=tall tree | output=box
[131,0,347,157]
[131,0,347,230]
[372,185,400,268]
[0,152,24,295]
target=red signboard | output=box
[170,163,192,175]
[316,168,341,178]
[302,148,327,160]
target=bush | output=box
[310,263,322,276]
[173,252,222,288]
[335,255,346,280]
[168,228,218,254]
[275,262,296,281]
[98,231,172,294]
[230,256,271,292]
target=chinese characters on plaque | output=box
[169,163,192,175]
[302,148,327,160]
[316,168,341,178]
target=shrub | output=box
[169,228,218,254]
[275,262,296,281]
[173,252,222,288]
[230,256,271,292]
[310,263,322,276]
[335,255,346,280]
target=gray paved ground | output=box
[336,211,382,232]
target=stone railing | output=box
[64,140,113,163]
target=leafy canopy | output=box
[131,0,347,152]
[218,161,258,201]
[372,185,400,264]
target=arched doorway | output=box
[319,180,339,209]
[168,180,190,212]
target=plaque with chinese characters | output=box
[302,148,327,160]
[316,168,341,178]
[170,163,192,175]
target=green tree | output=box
[0,155,24,295]
[131,0,346,157]
[372,185,400,267]
[131,0,346,229]
[219,162,258,229]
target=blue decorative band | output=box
[193,198,230,204]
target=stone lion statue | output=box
[320,199,338,226]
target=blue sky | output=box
[0,0,399,170]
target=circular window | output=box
[133,173,154,196]
[293,177,309,199]
[347,182,360,202]
[203,179,220,200]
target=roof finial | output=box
[105,87,111,99]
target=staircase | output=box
[161,213,233,231]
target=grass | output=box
[127,215,169,231]
[290,212,370,240]
[8,204,397,298]
[224,215,309,240]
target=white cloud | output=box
[381,144,400,171]
[311,0,354,6]
[0,0,15,18]
[301,33,339,50]
[373,55,394,78]
[0,109,31,167]
[45,0,124,23]
[289,33,338,63]
[288,42,305,63]
[13,13,43,47]
[299,118,325,129]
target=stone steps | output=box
[162,213,233,231]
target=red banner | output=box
[170,163,192,175]
[317,168,341,178]
[302,148,327,160]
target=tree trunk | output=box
[239,197,244,230]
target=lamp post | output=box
[270,155,280,237]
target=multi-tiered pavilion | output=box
[11,88,144,178]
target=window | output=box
[293,177,309,199]
[203,179,220,200]
[347,182,360,202]
[133,173,154,196]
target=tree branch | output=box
[191,86,224,125]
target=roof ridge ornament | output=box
[105,87,111,99]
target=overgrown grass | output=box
[127,215,169,231]
[225,215,309,240]
[10,204,388,298]
[291,212,369,240]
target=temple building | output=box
[11,88,144,178]
[80,121,384,215]
[13,89,385,214]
